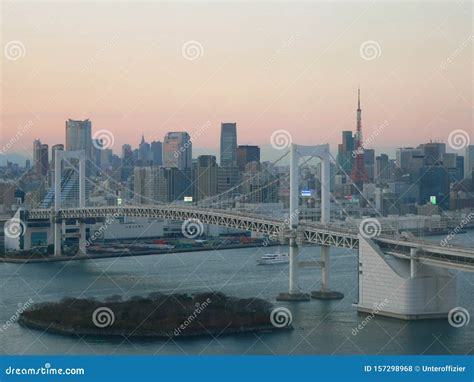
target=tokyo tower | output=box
[350,88,369,189]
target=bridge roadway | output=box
[27,205,474,271]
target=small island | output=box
[18,292,291,339]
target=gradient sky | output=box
[1,1,472,160]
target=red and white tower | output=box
[350,88,369,189]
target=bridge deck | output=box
[26,206,474,270]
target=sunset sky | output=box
[1,1,472,161]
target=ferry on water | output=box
[257,253,289,265]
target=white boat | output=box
[257,253,289,265]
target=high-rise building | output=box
[364,149,375,182]
[241,162,279,203]
[419,165,450,209]
[33,140,49,178]
[33,139,42,176]
[443,153,463,183]
[134,165,191,204]
[456,155,464,182]
[39,143,49,177]
[419,142,446,166]
[163,132,192,170]
[236,145,260,171]
[151,141,163,166]
[337,131,354,174]
[396,147,423,173]
[121,144,134,182]
[195,155,218,201]
[375,154,390,183]
[138,134,152,165]
[65,119,92,156]
[465,145,474,178]
[121,144,133,165]
[220,123,237,167]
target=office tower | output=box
[375,154,389,183]
[219,123,239,195]
[92,139,103,170]
[195,155,218,201]
[456,155,464,182]
[237,145,260,171]
[465,145,474,178]
[134,166,191,204]
[337,131,355,174]
[120,144,134,181]
[133,167,155,204]
[33,139,42,176]
[396,147,424,175]
[151,141,163,166]
[419,142,446,166]
[419,165,450,209]
[443,153,463,183]
[121,144,133,165]
[163,132,192,170]
[220,123,237,167]
[364,149,375,182]
[33,140,49,177]
[138,134,152,165]
[65,119,92,156]
[241,162,279,203]
[39,144,49,177]
[350,89,369,188]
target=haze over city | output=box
[1,1,472,158]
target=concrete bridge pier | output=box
[311,245,344,299]
[78,220,87,255]
[277,235,310,301]
[355,235,457,319]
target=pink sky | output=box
[1,1,472,159]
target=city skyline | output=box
[1,1,472,158]
[1,1,474,367]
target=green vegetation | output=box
[19,292,287,338]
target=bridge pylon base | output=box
[276,292,310,302]
[311,290,344,300]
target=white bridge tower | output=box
[278,143,343,301]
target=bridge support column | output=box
[311,151,343,300]
[277,237,310,301]
[311,245,344,299]
[54,221,61,256]
[78,221,87,255]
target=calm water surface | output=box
[1,231,473,355]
